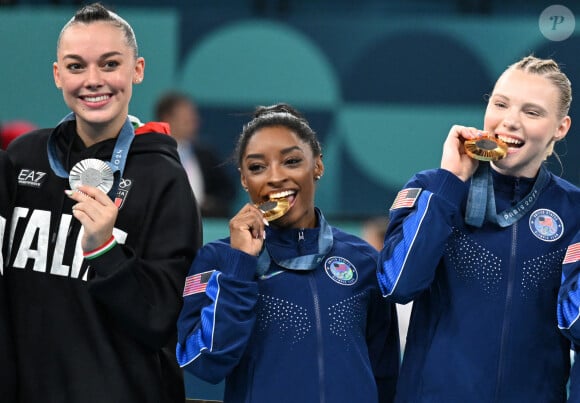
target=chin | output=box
[78,110,116,124]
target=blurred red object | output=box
[1,120,38,150]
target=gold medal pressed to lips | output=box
[257,197,291,222]
[464,134,508,162]
[69,158,114,194]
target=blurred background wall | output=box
[1,0,579,221]
[1,1,579,399]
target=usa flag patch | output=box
[183,270,215,296]
[563,243,580,265]
[390,188,422,210]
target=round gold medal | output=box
[464,135,508,161]
[69,158,114,194]
[257,197,291,221]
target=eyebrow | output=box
[62,51,123,61]
[491,94,548,111]
[245,145,303,160]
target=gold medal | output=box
[464,134,508,161]
[69,158,114,194]
[257,197,291,221]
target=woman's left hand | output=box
[66,185,118,252]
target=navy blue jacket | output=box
[558,230,580,403]
[178,210,400,403]
[559,230,580,341]
[378,167,580,403]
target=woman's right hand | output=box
[229,203,268,256]
[441,125,481,182]
[66,185,118,253]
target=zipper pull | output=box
[298,230,304,241]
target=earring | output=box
[315,175,321,180]
[243,187,249,192]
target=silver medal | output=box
[69,158,114,194]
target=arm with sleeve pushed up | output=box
[377,169,468,304]
[557,231,580,343]
[176,242,259,384]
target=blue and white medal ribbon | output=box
[256,210,334,276]
[47,112,135,199]
[465,163,549,228]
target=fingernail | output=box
[65,189,74,197]
[262,218,269,226]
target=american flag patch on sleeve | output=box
[183,270,215,297]
[390,188,422,210]
[563,243,580,265]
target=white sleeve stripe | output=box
[208,272,221,352]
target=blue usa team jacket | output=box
[558,230,580,403]
[378,167,580,403]
[559,230,580,341]
[177,210,400,403]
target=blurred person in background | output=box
[362,215,389,251]
[0,119,38,150]
[155,91,236,217]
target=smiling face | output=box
[240,125,324,229]
[484,68,570,178]
[53,21,144,145]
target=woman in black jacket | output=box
[4,3,201,402]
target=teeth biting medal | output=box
[257,197,291,221]
[464,132,508,161]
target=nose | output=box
[85,65,103,89]
[502,108,521,130]
[267,164,287,186]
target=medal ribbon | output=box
[465,163,549,228]
[256,209,334,276]
[47,112,135,198]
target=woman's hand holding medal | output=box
[66,185,118,253]
[441,125,482,182]
[441,125,507,182]
[229,204,269,257]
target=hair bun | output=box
[255,103,301,119]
